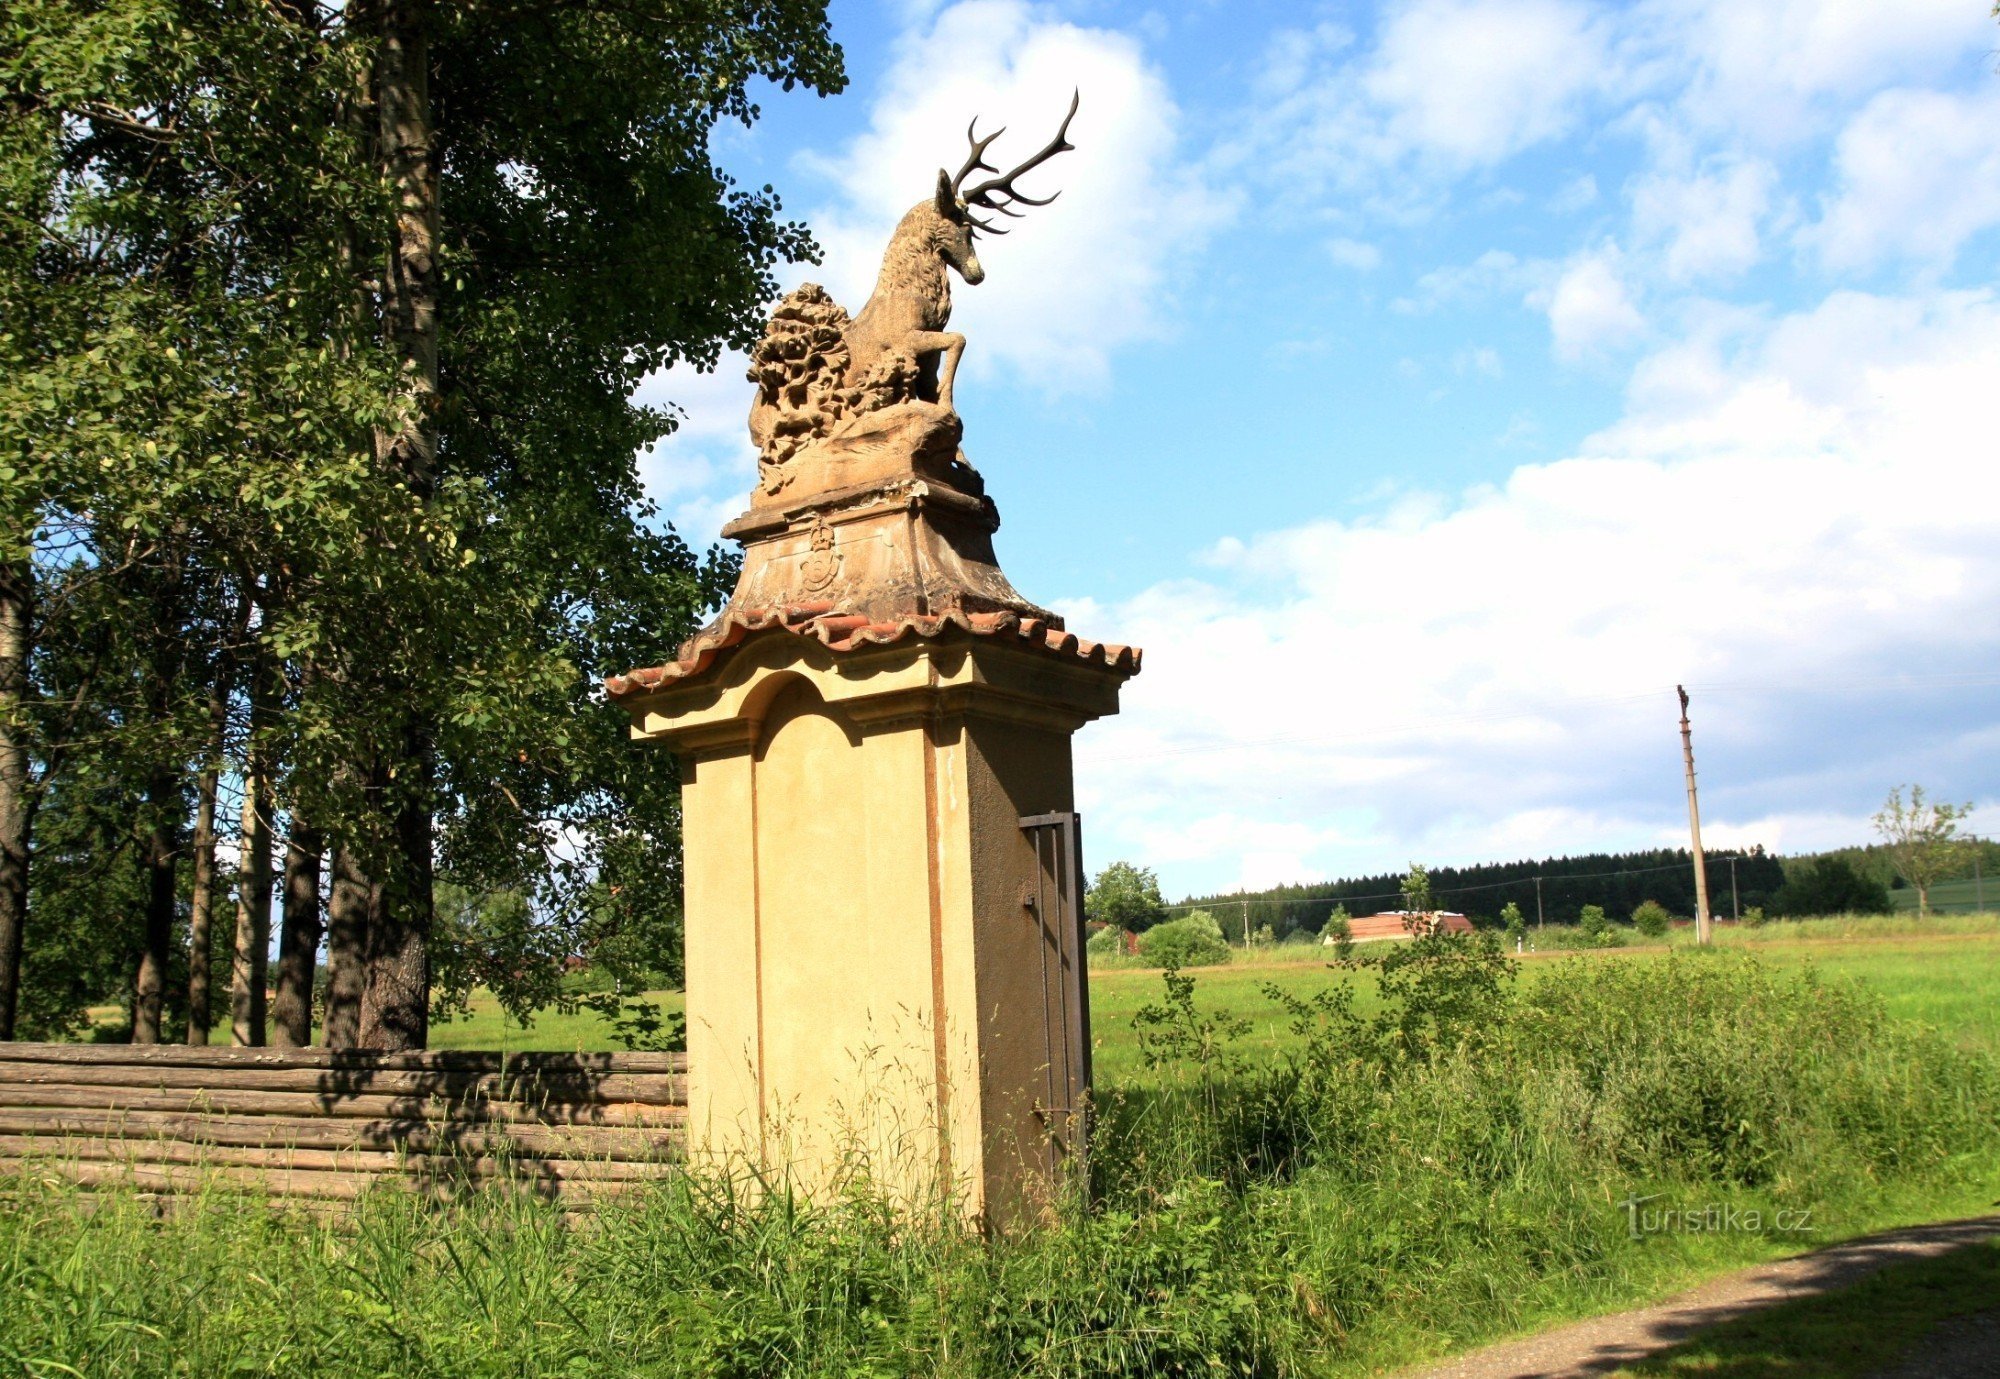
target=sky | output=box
[633,0,2000,899]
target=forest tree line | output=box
[1177,847,1794,939]
[0,0,844,1045]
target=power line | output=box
[1078,673,2000,767]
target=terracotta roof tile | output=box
[605,605,1142,699]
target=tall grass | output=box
[4,941,1996,1377]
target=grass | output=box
[16,917,1999,1377]
[425,989,685,1052]
[1889,875,1992,913]
[1621,1240,2000,1377]
[1083,914,2000,1081]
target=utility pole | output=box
[1974,837,1984,914]
[1678,685,1712,946]
[1241,896,1251,950]
[1728,855,1739,921]
[1534,875,1544,930]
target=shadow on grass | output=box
[1619,1236,2000,1378]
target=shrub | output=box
[1631,900,1671,938]
[1086,924,1131,958]
[1323,908,1353,948]
[1500,901,1526,945]
[1578,904,1608,937]
[1742,904,1767,928]
[1137,911,1233,968]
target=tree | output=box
[1631,899,1670,938]
[1578,904,1609,939]
[1,0,845,1046]
[1772,857,1892,918]
[1087,862,1169,933]
[1399,862,1434,916]
[1500,901,1525,946]
[1873,785,1970,916]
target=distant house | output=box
[1326,910,1476,943]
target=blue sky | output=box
[635,0,2000,897]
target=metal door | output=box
[1019,810,1091,1180]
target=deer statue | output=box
[745,94,1079,500]
[842,91,1080,412]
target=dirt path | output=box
[1398,1214,2000,1379]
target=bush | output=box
[1579,904,1608,937]
[1631,899,1671,938]
[1137,911,1233,968]
[1741,904,1767,927]
[1086,924,1131,958]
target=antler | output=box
[951,90,1079,234]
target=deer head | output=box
[929,90,1081,287]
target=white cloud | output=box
[1538,247,1646,361]
[1326,237,1383,272]
[801,0,1230,394]
[1648,0,1994,145]
[1393,249,1534,313]
[1362,0,1613,165]
[1241,0,1619,212]
[1075,290,2000,894]
[1631,156,1777,283]
[1805,85,2000,273]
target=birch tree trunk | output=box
[0,555,30,1040]
[228,765,272,1045]
[227,641,272,1045]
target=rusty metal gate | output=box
[1019,810,1091,1180]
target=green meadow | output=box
[14,913,1997,1378]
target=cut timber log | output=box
[0,1041,687,1205]
[0,1060,686,1104]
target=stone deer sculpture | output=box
[844,91,1079,412]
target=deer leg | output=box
[909,331,967,411]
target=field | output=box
[14,913,1999,1378]
[1887,873,1993,913]
[421,912,2000,1073]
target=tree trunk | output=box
[270,822,323,1047]
[322,842,372,1049]
[360,738,430,1051]
[356,0,439,1051]
[131,776,179,1044]
[227,642,272,1046]
[184,759,220,1044]
[228,764,272,1045]
[0,555,30,1040]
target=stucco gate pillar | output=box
[609,465,1137,1218]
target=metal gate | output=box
[1019,810,1091,1180]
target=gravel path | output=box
[1398,1214,2000,1379]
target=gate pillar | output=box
[614,611,1130,1219]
